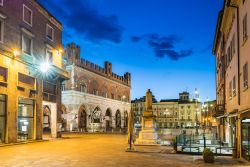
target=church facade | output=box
[61,43,131,132]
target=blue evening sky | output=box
[39,0,223,102]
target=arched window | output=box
[101,85,107,98]
[91,80,98,95]
[80,84,87,93]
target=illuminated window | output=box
[23,4,32,26]
[22,35,32,55]
[46,24,54,41]
[46,49,53,62]
[0,0,3,6]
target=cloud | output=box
[131,33,193,60]
[38,0,123,43]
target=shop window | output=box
[23,4,32,26]
[241,119,250,161]
[0,94,6,143]
[18,98,34,141]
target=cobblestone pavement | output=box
[0,134,248,167]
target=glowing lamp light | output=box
[40,62,51,73]
[13,50,19,57]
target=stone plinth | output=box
[136,112,158,145]
[136,89,158,145]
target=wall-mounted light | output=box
[13,50,19,57]
[40,62,51,73]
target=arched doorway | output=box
[115,110,121,128]
[105,109,112,132]
[61,104,67,132]
[78,105,87,132]
[43,106,51,133]
[89,107,102,132]
[124,111,128,127]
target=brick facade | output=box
[61,43,131,132]
[0,0,67,143]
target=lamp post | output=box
[195,88,199,135]
[206,97,209,129]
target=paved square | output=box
[0,134,248,167]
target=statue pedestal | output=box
[136,111,158,145]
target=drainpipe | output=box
[226,0,240,158]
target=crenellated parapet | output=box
[64,43,131,86]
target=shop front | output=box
[242,118,250,161]
[17,98,35,141]
[0,94,6,143]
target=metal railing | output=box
[175,133,233,155]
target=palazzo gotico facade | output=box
[61,43,131,132]
[0,0,68,143]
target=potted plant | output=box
[203,148,215,163]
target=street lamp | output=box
[206,97,209,129]
[194,88,199,135]
[40,62,51,73]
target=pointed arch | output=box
[115,109,121,128]
[78,104,87,132]
[43,105,51,132]
[105,108,112,131]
